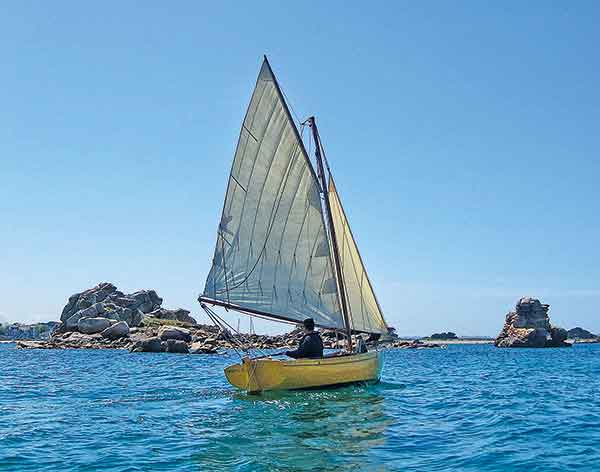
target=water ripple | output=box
[1,343,600,471]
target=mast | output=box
[309,116,353,352]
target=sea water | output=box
[1,342,599,471]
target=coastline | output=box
[415,338,494,345]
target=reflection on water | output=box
[195,386,393,471]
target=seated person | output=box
[355,335,368,353]
[285,318,323,359]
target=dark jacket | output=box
[285,332,324,359]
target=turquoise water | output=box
[1,343,599,471]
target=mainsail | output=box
[327,177,388,334]
[202,59,345,330]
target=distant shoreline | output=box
[398,338,494,345]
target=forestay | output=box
[202,60,345,330]
[328,178,388,334]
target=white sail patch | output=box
[203,60,344,330]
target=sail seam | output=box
[227,80,270,216]
[229,93,280,277]
[270,156,310,311]
[243,108,291,281]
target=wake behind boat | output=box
[199,57,389,393]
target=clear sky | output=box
[2,1,599,336]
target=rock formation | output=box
[164,339,189,354]
[430,332,457,340]
[567,327,597,339]
[15,284,410,354]
[59,282,175,331]
[101,321,129,340]
[0,322,59,340]
[78,317,112,334]
[56,282,198,334]
[147,308,197,325]
[495,297,572,348]
[158,326,192,342]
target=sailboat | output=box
[199,57,389,393]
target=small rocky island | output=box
[495,297,571,348]
[567,327,598,341]
[429,332,458,340]
[19,282,413,354]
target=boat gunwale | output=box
[245,351,379,368]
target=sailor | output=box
[355,335,368,353]
[285,318,324,359]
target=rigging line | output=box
[281,86,302,129]
[221,235,231,305]
[202,306,244,359]
[202,304,269,357]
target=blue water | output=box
[1,343,599,471]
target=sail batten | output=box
[202,59,345,330]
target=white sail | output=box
[202,59,344,330]
[328,178,388,334]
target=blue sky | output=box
[2,1,599,335]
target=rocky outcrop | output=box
[65,303,106,330]
[78,317,113,334]
[158,326,192,342]
[164,339,189,354]
[567,327,597,339]
[56,282,198,337]
[0,322,59,340]
[430,332,457,340]
[189,341,219,354]
[132,337,163,353]
[495,297,572,348]
[389,339,446,349]
[17,301,409,355]
[147,308,197,325]
[59,283,167,331]
[101,321,129,340]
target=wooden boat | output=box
[225,352,382,393]
[199,57,390,393]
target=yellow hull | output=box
[224,351,383,393]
